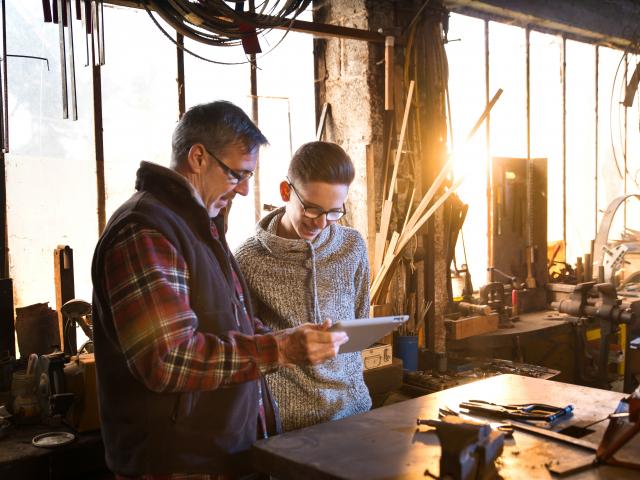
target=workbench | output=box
[0,424,107,479]
[447,310,578,382]
[252,374,637,479]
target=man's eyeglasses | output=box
[203,146,253,185]
[287,179,346,222]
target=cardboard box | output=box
[361,343,392,370]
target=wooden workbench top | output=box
[253,374,637,479]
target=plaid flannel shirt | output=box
[105,221,279,480]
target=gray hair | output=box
[171,101,268,167]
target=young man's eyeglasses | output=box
[287,179,346,222]
[203,146,253,185]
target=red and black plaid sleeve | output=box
[103,223,280,393]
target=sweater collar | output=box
[255,207,337,260]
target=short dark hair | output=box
[171,101,268,166]
[287,141,355,185]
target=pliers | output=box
[459,399,574,423]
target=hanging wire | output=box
[142,0,305,65]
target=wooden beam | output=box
[104,1,386,43]
[54,245,76,355]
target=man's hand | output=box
[274,320,349,367]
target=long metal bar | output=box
[250,53,260,222]
[0,0,6,152]
[526,27,532,248]
[91,25,106,233]
[485,19,492,269]
[1,0,6,151]
[0,151,6,277]
[562,35,567,256]
[66,0,77,120]
[58,0,68,119]
[595,46,599,239]
[176,32,185,119]
[508,420,599,452]
[624,55,628,230]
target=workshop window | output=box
[5,1,97,309]
[5,3,313,356]
[446,12,640,287]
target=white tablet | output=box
[329,315,409,353]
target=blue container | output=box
[394,335,418,371]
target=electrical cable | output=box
[142,0,302,65]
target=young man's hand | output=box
[274,320,348,367]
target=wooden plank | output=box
[396,176,464,255]
[373,200,393,276]
[466,88,503,141]
[384,36,394,111]
[315,102,329,141]
[445,313,499,339]
[366,144,377,268]
[403,157,453,235]
[372,231,399,299]
[386,80,415,202]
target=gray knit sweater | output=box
[235,208,372,431]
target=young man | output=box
[91,103,348,479]
[235,141,372,431]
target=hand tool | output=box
[506,419,598,451]
[460,399,574,423]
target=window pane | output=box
[489,22,526,158]
[6,2,97,319]
[530,32,562,246]
[446,13,488,285]
[102,6,178,219]
[597,46,626,245]
[565,40,596,263]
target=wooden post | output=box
[54,245,75,354]
[0,277,14,357]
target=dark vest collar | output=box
[134,161,226,241]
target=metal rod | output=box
[508,420,599,452]
[176,33,185,119]
[1,0,7,150]
[485,19,492,268]
[624,55,628,230]
[91,25,106,234]
[99,0,105,65]
[58,0,68,119]
[66,0,78,120]
[6,54,50,70]
[0,0,6,152]
[526,27,533,249]
[0,151,6,276]
[595,46,599,238]
[562,35,567,257]
[250,53,260,222]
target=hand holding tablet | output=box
[328,315,409,353]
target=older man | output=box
[91,101,347,479]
